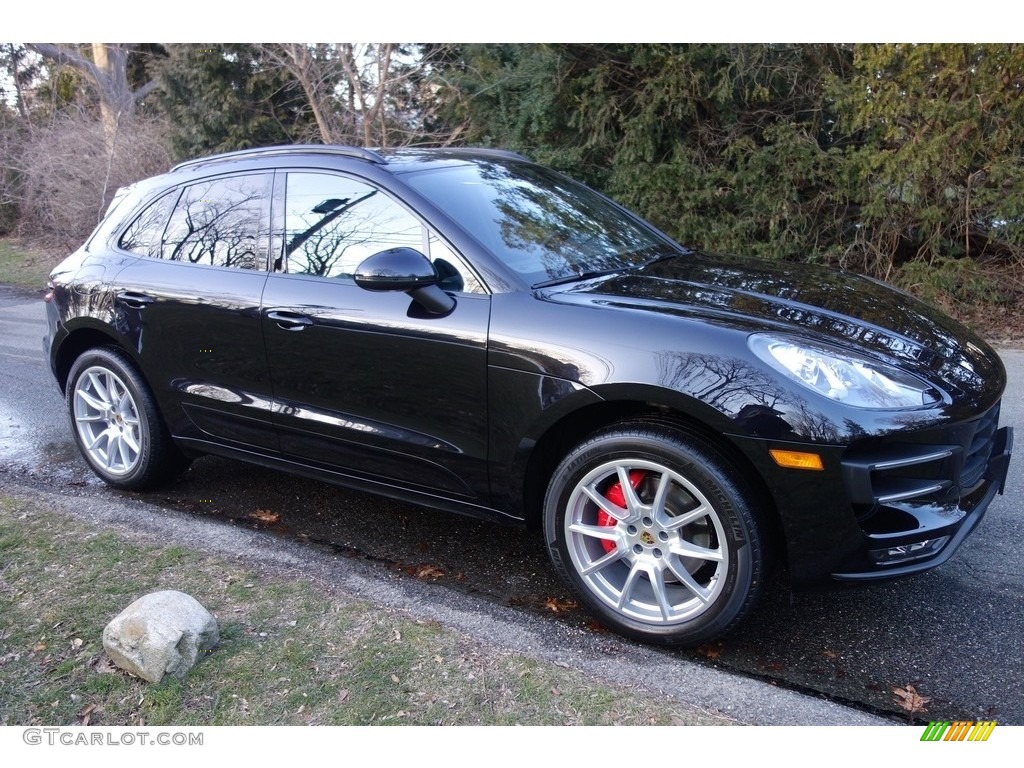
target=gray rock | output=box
[102,590,219,683]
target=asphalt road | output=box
[2,284,1021,724]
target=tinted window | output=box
[404,161,680,286]
[119,191,177,258]
[283,173,423,279]
[162,174,271,269]
[281,173,486,293]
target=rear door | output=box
[112,172,277,450]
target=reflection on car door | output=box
[261,171,491,500]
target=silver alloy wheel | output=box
[72,365,143,476]
[564,458,729,625]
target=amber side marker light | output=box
[769,449,825,471]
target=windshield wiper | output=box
[531,245,689,289]
[640,244,689,267]
[532,267,630,289]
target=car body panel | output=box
[261,272,491,498]
[111,256,276,451]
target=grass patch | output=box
[0,239,56,291]
[0,496,729,727]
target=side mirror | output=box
[354,247,455,315]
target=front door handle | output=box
[266,310,313,331]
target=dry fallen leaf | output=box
[93,655,118,674]
[544,597,578,613]
[337,689,350,702]
[78,702,103,726]
[892,684,931,714]
[410,564,444,580]
[823,649,838,659]
[391,673,400,684]
[696,642,723,660]
[248,508,281,525]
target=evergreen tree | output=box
[155,44,314,159]
[830,44,1024,288]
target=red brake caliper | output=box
[597,469,646,554]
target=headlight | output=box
[749,335,942,409]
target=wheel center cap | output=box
[640,530,656,546]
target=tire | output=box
[543,424,765,647]
[66,347,189,490]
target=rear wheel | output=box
[543,425,765,646]
[67,347,189,490]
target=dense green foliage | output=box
[434,44,1024,312]
[834,45,1024,281]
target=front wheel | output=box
[543,425,766,646]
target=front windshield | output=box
[403,160,681,287]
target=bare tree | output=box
[0,44,39,120]
[256,43,454,147]
[26,44,158,148]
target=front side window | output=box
[283,173,422,279]
[282,172,485,293]
[161,174,271,269]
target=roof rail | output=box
[421,147,529,162]
[171,144,387,172]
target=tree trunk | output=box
[91,44,130,148]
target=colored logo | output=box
[921,721,996,742]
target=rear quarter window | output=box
[118,191,178,258]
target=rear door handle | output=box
[266,310,313,330]
[117,291,155,309]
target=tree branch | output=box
[27,43,102,83]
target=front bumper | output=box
[731,403,1013,587]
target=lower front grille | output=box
[961,403,1000,491]
[841,402,1006,535]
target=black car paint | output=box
[44,147,1012,596]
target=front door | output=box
[261,171,490,500]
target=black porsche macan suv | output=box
[43,145,1013,646]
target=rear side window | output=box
[119,174,272,269]
[161,174,272,269]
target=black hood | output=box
[553,251,1004,402]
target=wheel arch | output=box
[54,326,136,393]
